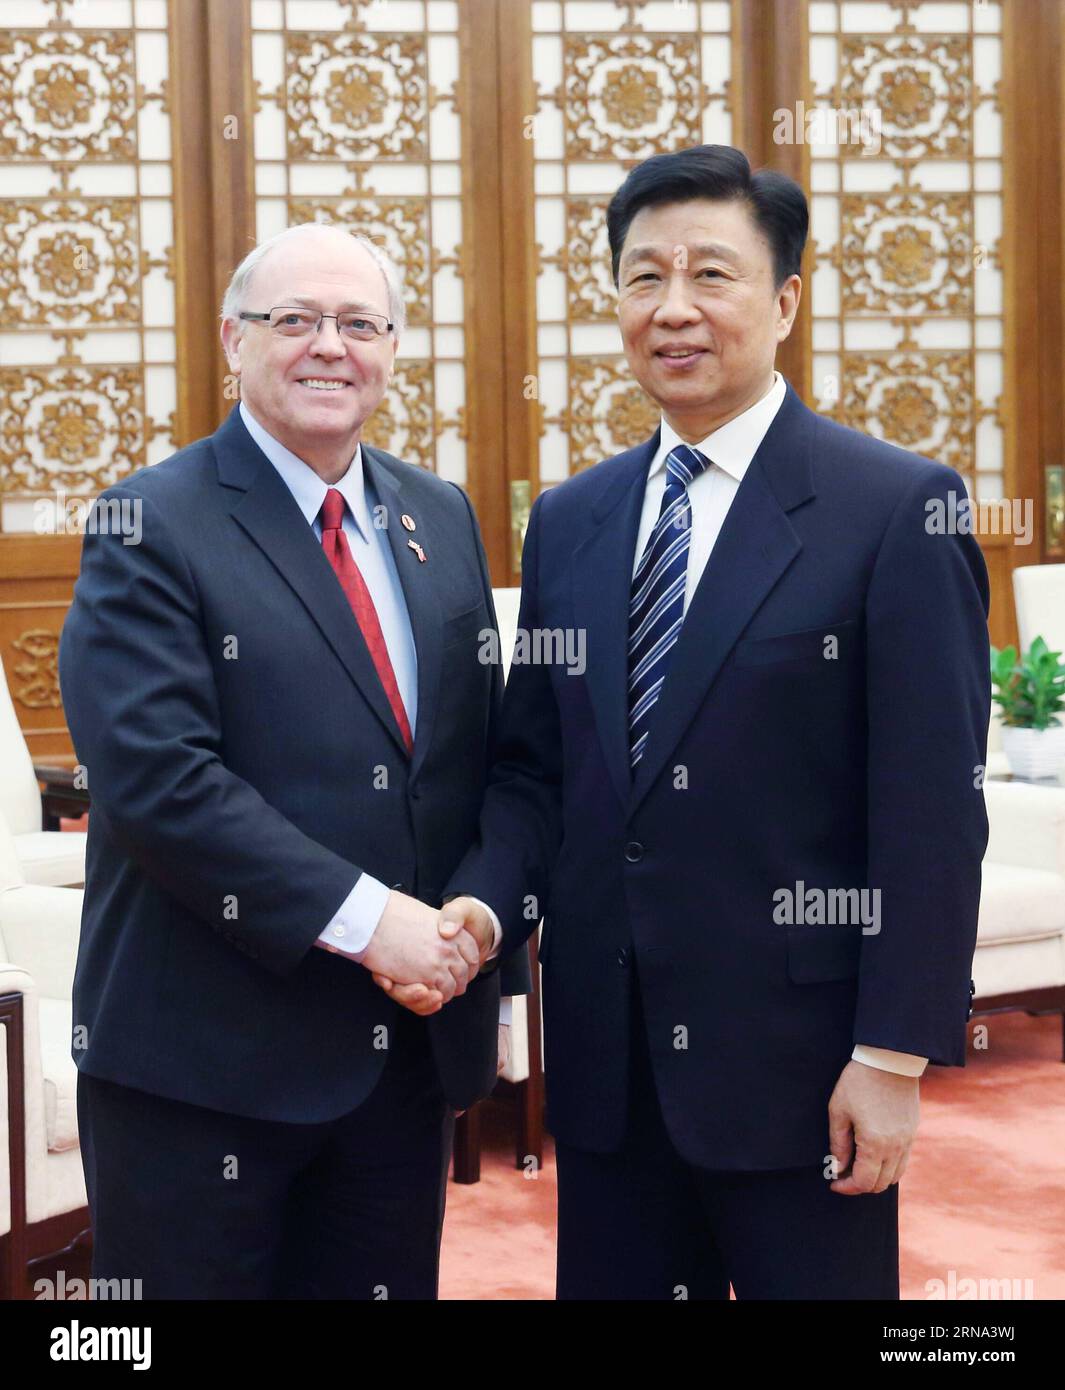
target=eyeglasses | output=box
[238,306,394,341]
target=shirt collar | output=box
[238,401,372,540]
[652,370,787,483]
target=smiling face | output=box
[616,198,800,442]
[220,226,397,481]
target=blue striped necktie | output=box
[628,443,712,768]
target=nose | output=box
[308,316,347,358]
[653,273,702,328]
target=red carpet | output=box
[440,1011,1065,1300]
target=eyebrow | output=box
[620,241,740,269]
[281,295,386,313]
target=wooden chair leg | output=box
[516,933,545,1172]
[1,993,28,1301]
[451,1103,481,1184]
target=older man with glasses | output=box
[59,223,527,1300]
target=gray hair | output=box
[220,223,407,334]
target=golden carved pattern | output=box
[0,365,154,493]
[837,191,975,315]
[287,197,432,328]
[0,198,141,326]
[361,361,463,473]
[0,28,137,162]
[840,34,971,161]
[808,2,1004,496]
[0,2,176,521]
[10,628,62,710]
[285,31,429,161]
[553,196,615,322]
[547,359,659,474]
[832,341,992,479]
[559,33,703,161]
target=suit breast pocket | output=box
[441,604,488,647]
[733,618,857,670]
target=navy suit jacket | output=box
[451,381,990,1169]
[60,405,529,1122]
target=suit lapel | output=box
[628,383,816,813]
[571,432,659,811]
[361,446,443,782]
[215,408,410,759]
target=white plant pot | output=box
[1000,724,1065,781]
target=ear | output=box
[775,274,802,342]
[220,316,243,374]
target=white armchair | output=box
[0,815,88,1299]
[974,778,1065,1057]
[1013,563,1065,657]
[0,657,87,888]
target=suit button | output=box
[624,841,644,863]
[617,948,629,967]
[391,882,409,894]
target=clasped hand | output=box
[361,891,495,1017]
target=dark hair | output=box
[606,145,808,290]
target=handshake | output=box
[361,890,496,1018]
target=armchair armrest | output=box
[984,780,1065,878]
[32,764,90,832]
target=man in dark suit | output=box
[412,146,990,1298]
[59,223,527,1299]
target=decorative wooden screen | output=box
[0,0,1059,761]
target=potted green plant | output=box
[990,636,1065,780]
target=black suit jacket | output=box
[60,405,528,1122]
[451,381,990,1169]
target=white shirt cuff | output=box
[498,997,513,1027]
[851,1044,928,1077]
[465,896,503,959]
[315,873,390,959]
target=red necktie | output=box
[319,488,413,755]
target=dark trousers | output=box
[77,1009,453,1299]
[555,980,899,1300]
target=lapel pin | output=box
[401,514,417,532]
[407,538,427,563]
